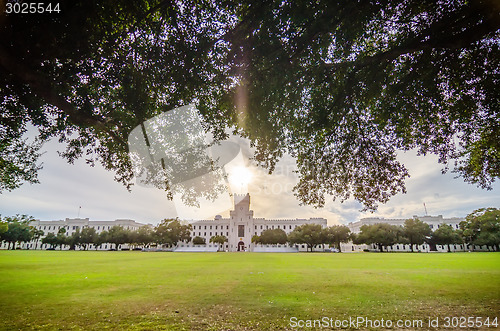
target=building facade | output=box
[5,196,483,253]
[187,194,328,252]
[1,218,146,250]
[345,215,482,252]
[348,215,464,234]
[5,194,327,251]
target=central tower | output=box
[229,193,254,251]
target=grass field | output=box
[0,251,499,330]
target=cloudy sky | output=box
[1,130,498,226]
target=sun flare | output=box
[228,166,253,187]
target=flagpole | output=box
[78,206,81,218]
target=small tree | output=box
[288,224,323,252]
[322,225,351,252]
[430,224,461,252]
[107,226,129,250]
[0,220,7,235]
[461,208,500,251]
[154,219,192,248]
[96,230,109,250]
[56,228,67,250]
[259,229,287,245]
[31,228,44,250]
[193,236,206,245]
[353,223,400,252]
[403,219,432,252]
[131,226,154,249]
[209,235,228,251]
[1,215,34,249]
[251,235,261,244]
[80,227,98,250]
[42,233,58,249]
[66,228,82,250]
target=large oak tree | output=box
[1,0,498,210]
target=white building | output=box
[345,215,485,252]
[1,218,146,250]
[185,193,328,252]
[7,196,483,253]
[5,194,327,252]
[348,215,464,234]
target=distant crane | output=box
[423,203,428,216]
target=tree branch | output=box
[323,17,500,71]
[0,44,127,147]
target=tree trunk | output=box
[410,244,414,252]
[336,241,342,253]
[447,244,451,253]
[378,243,383,252]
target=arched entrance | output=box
[237,241,245,252]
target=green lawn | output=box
[0,251,498,330]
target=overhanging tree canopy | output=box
[1,0,498,210]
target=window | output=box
[238,225,244,237]
[210,226,212,230]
